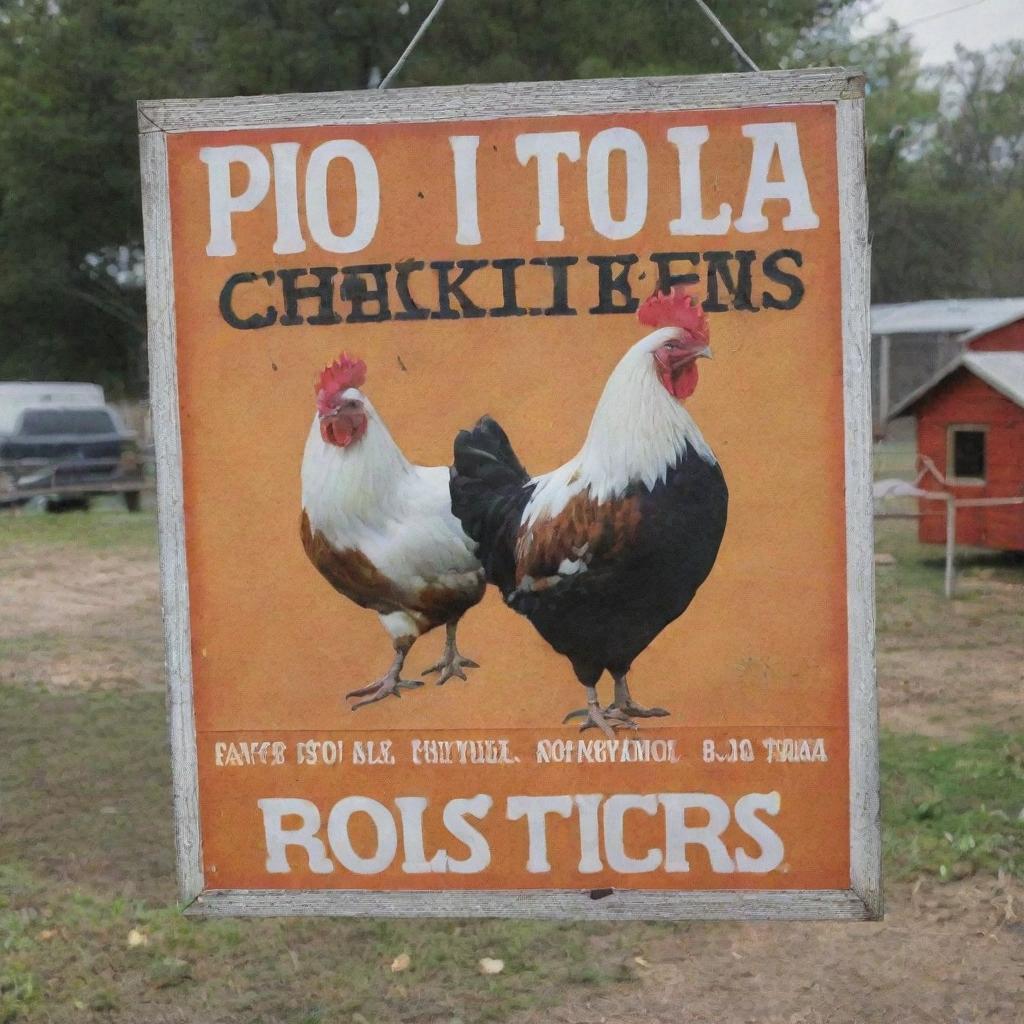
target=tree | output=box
[933,42,1024,296]
[796,12,1024,304]
[0,0,420,393]
[20,0,1014,393]
[0,1,151,391]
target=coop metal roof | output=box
[871,298,1024,338]
[888,352,1024,418]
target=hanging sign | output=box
[139,68,879,920]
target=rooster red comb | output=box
[637,286,709,344]
[316,353,367,412]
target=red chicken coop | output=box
[889,343,1024,553]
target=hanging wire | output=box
[901,0,992,27]
[692,0,761,72]
[378,0,759,90]
[380,0,757,89]
[379,0,449,89]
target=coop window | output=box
[948,426,987,483]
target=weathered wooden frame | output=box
[139,67,879,921]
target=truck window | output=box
[18,409,116,436]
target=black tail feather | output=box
[450,416,532,591]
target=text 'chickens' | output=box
[218,249,805,330]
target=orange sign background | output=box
[166,103,849,893]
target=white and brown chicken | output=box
[300,354,484,708]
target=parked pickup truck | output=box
[0,383,145,511]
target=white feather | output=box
[300,390,481,600]
[524,327,716,526]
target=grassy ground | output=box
[873,518,1024,738]
[872,440,917,480]
[874,512,1024,879]
[0,503,156,556]
[882,731,1024,882]
[2,852,638,1023]
[874,516,1024,640]
[2,505,1023,1022]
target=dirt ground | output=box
[0,532,164,692]
[877,574,1024,740]
[2,515,1023,1023]
[515,876,1024,1024]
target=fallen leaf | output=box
[390,952,411,973]
[37,929,58,941]
[127,928,149,948]
[479,957,504,975]
[633,956,650,968]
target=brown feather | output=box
[300,511,483,634]
[514,493,642,585]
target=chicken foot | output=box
[563,686,640,739]
[346,638,424,710]
[423,621,479,685]
[611,673,669,719]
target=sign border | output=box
[138,67,879,921]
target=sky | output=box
[857,0,1024,65]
